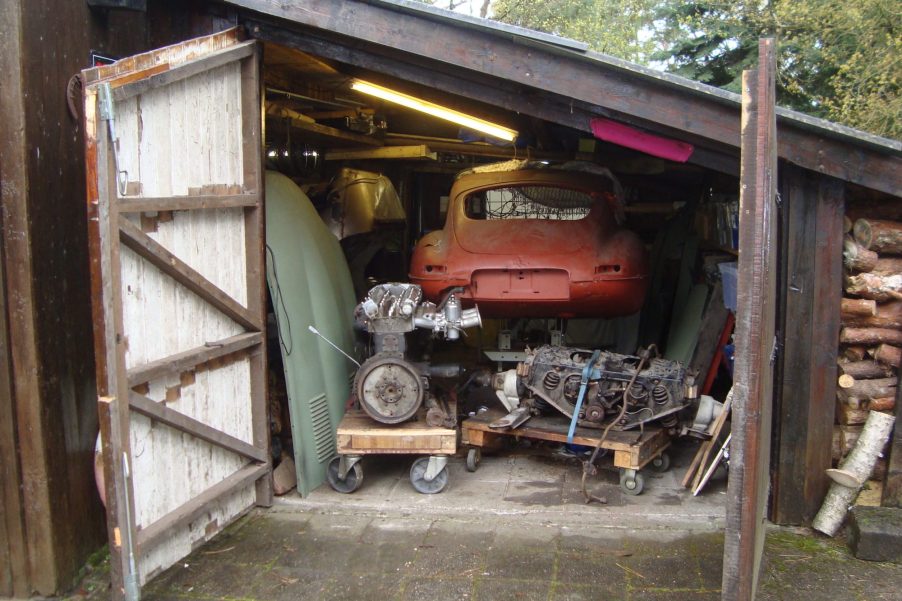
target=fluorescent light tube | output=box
[351,80,517,142]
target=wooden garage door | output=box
[82,29,270,600]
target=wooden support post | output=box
[723,38,777,601]
[882,374,902,507]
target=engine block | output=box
[501,345,696,431]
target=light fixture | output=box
[350,79,518,142]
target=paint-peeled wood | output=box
[113,57,257,584]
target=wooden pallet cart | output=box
[326,407,457,494]
[461,411,671,495]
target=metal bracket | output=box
[97,82,128,196]
[338,455,362,480]
[770,336,781,365]
[423,455,448,482]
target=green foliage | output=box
[417,0,900,139]
[649,0,900,138]
[490,0,658,62]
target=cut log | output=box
[833,425,864,461]
[854,219,902,254]
[843,216,853,235]
[840,327,902,346]
[838,360,893,380]
[842,300,902,329]
[838,374,856,389]
[869,397,896,412]
[844,237,879,273]
[875,257,902,276]
[845,273,902,302]
[843,345,870,362]
[836,400,872,425]
[841,298,878,318]
[837,376,897,403]
[813,411,896,536]
[874,344,901,368]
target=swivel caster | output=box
[326,456,364,494]
[619,469,645,496]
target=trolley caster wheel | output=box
[619,470,645,496]
[650,452,671,473]
[326,457,363,494]
[466,448,481,473]
[410,456,449,494]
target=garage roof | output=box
[227,0,900,196]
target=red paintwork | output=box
[409,169,649,317]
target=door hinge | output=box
[770,336,781,365]
[97,82,128,195]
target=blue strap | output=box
[567,349,600,444]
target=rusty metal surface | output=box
[410,169,649,317]
[722,38,778,601]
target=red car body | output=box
[409,168,649,318]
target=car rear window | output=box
[464,186,594,220]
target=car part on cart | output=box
[354,283,481,424]
[684,394,725,438]
[491,344,697,432]
[409,162,649,318]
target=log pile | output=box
[834,217,902,480]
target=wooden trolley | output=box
[326,407,457,494]
[461,410,672,495]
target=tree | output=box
[490,0,658,62]
[649,1,900,139]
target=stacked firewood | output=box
[834,217,902,478]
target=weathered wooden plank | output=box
[85,89,136,601]
[135,462,267,554]
[129,392,266,462]
[240,46,272,508]
[111,41,255,101]
[126,332,262,386]
[882,378,902,507]
[117,193,258,213]
[0,5,33,594]
[771,168,844,525]
[722,39,778,601]
[82,28,243,85]
[118,218,260,332]
[267,113,383,147]
[325,145,437,161]
[0,196,28,597]
[239,2,900,195]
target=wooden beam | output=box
[772,168,844,525]
[238,3,900,195]
[118,218,261,332]
[241,48,272,508]
[111,41,256,101]
[117,193,258,213]
[265,103,383,147]
[722,39,778,601]
[882,377,902,507]
[128,392,266,463]
[384,134,571,161]
[126,332,263,386]
[325,145,437,161]
[96,397,137,601]
[135,462,268,554]
[248,19,740,176]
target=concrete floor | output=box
[65,445,902,600]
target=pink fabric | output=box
[590,118,694,163]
